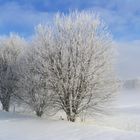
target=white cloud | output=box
[0,2,53,36]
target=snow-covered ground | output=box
[94,90,140,132]
[0,90,140,140]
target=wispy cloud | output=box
[0,2,52,37]
[0,0,139,40]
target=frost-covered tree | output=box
[35,11,118,122]
[17,45,53,117]
[0,34,25,111]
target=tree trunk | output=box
[2,100,10,112]
[36,110,43,117]
[1,95,10,112]
[67,114,76,122]
[2,104,9,112]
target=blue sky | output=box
[0,0,140,41]
[0,0,140,79]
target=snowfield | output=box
[0,90,140,140]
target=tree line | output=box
[0,11,118,122]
